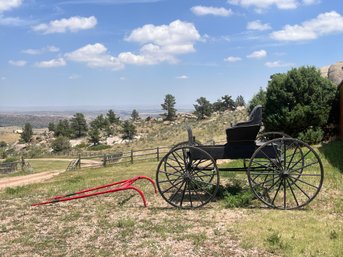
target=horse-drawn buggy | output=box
[156,106,324,210]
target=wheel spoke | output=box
[289,161,319,173]
[272,180,283,205]
[286,144,300,170]
[162,179,184,194]
[165,162,184,174]
[169,181,185,202]
[288,177,310,199]
[288,150,312,171]
[283,179,287,209]
[288,175,319,189]
[180,181,188,207]
[287,178,299,207]
[187,181,193,208]
[159,169,183,178]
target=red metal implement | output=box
[32,176,157,207]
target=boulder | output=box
[328,62,343,86]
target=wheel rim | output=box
[247,138,323,210]
[156,146,219,209]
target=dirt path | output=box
[0,170,64,189]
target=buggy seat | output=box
[223,105,262,159]
[226,105,262,143]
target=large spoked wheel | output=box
[156,146,219,209]
[247,138,323,210]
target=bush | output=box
[51,136,71,152]
[87,144,111,151]
[0,141,7,148]
[298,127,324,144]
[264,66,337,139]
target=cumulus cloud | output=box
[35,58,66,68]
[247,20,271,31]
[65,43,123,70]
[265,60,294,68]
[66,20,200,70]
[22,46,60,55]
[247,50,267,59]
[8,59,27,67]
[122,20,201,65]
[191,6,233,17]
[32,16,97,34]
[176,75,189,79]
[0,0,22,13]
[270,11,343,41]
[224,56,242,62]
[227,0,299,11]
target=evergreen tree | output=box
[264,66,336,140]
[21,123,33,143]
[235,95,246,107]
[248,87,266,113]
[121,120,137,140]
[48,122,55,132]
[70,113,88,138]
[107,109,120,124]
[161,94,177,121]
[55,119,71,137]
[221,95,236,110]
[194,97,212,119]
[131,109,139,121]
[88,127,100,145]
[212,99,226,112]
[90,114,109,130]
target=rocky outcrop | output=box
[321,61,343,86]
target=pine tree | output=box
[21,123,33,143]
[70,113,88,138]
[107,109,120,124]
[131,109,139,121]
[194,97,212,119]
[161,94,177,121]
[121,120,137,140]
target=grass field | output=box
[0,141,342,256]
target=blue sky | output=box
[0,0,343,109]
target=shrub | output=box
[264,66,337,139]
[51,136,71,152]
[87,144,111,151]
[0,141,7,148]
[298,127,324,144]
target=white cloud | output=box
[247,50,267,59]
[122,20,201,65]
[35,58,66,68]
[1,76,6,80]
[228,0,299,11]
[302,0,320,5]
[0,0,22,13]
[119,77,126,81]
[271,11,343,41]
[0,15,26,26]
[8,60,27,67]
[22,46,60,55]
[265,60,294,68]
[176,75,189,79]
[66,20,200,70]
[32,16,97,34]
[247,20,271,31]
[191,6,233,17]
[224,56,242,62]
[65,43,123,70]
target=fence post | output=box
[157,147,160,162]
[78,153,81,169]
[131,149,134,164]
[21,156,25,171]
[103,154,107,167]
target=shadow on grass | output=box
[319,140,343,173]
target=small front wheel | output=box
[156,146,219,209]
